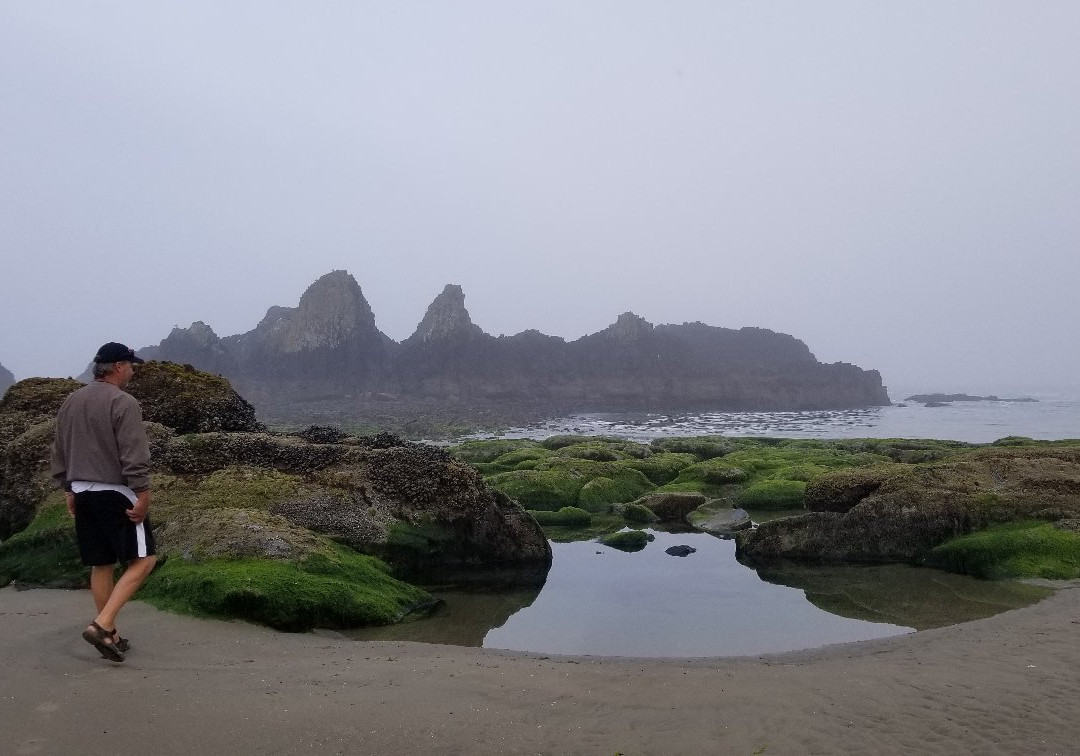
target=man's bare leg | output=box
[92,555,157,632]
[89,565,115,613]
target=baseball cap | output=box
[93,342,144,364]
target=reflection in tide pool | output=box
[348,529,1049,657]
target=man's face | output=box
[115,361,135,387]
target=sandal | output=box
[114,634,131,654]
[82,621,124,663]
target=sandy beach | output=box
[2,584,1078,755]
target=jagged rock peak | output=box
[278,270,379,352]
[408,284,485,343]
[166,321,219,346]
[606,312,654,339]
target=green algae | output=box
[386,520,458,558]
[485,469,585,510]
[451,439,542,464]
[622,502,657,524]
[578,474,654,512]
[649,435,732,459]
[0,495,83,588]
[928,521,1080,579]
[528,506,592,527]
[736,480,808,510]
[623,452,699,485]
[152,467,304,515]
[139,545,431,631]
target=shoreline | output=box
[3,584,1079,754]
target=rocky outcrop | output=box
[735,446,1080,564]
[136,270,889,423]
[906,393,1038,403]
[208,271,397,401]
[0,367,552,601]
[0,377,82,539]
[0,364,14,396]
[127,361,263,434]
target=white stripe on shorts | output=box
[134,521,148,558]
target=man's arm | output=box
[49,424,71,492]
[115,397,151,493]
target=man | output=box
[50,342,156,663]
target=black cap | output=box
[93,342,144,364]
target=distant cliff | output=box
[139,271,890,422]
[0,363,14,395]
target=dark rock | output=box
[906,393,1038,403]
[665,545,697,557]
[293,425,350,444]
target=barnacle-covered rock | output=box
[0,378,81,539]
[127,361,262,434]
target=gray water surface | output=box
[349,529,1049,657]
[480,397,1080,445]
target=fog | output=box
[2,2,1078,399]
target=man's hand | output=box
[66,492,76,518]
[127,490,151,523]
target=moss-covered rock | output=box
[484,469,584,511]
[0,495,83,588]
[528,506,592,526]
[577,474,655,512]
[539,434,630,451]
[926,520,1080,579]
[649,435,733,460]
[551,439,650,462]
[633,492,708,523]
[138,545,432,632]
[451,439,542,464]
[736,480,807,510]
[622,502,658,524]
[485,457,654,513]
[737,445,1080,565]
[623,452,698,485]
[0,371,552,630]
[127,361,262,434]
[600,529,652,552]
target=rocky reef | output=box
[454,434,1080,580]
[0,364,551,631]
[135,270,889,431]
[905,393,1038,405]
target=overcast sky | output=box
[2,2,1078,398]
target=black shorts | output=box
[73,490,156,566]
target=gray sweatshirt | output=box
[50,380,151,493]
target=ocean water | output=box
[484,396,1080,444]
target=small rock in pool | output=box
[665,545,696,557]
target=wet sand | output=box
[2,584,1078,755]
